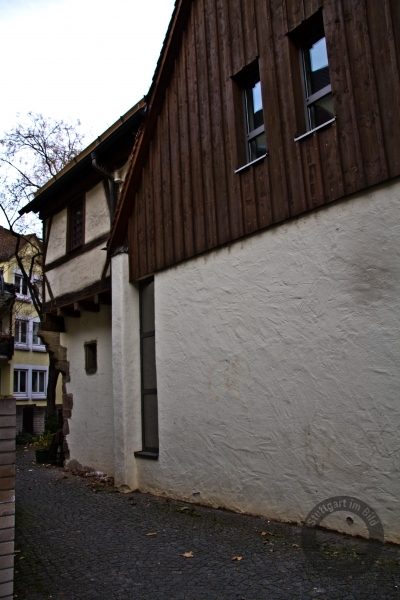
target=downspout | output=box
[91,152,117,220]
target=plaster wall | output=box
[61,306,114,475]
[46,245,107,299]
[85,183,110,243]
[46,211,67,264]
[135,179,400,543]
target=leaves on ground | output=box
[182,551,194,558]
[231,556,243,561]
[146,532,158,537]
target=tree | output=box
[0,112,85,414]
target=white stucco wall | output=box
[132,178,400,543]
[46,245,108,298]
[85,182,110,243]
[46,210,67,263]
[62,306,114,475]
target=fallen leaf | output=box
[263,540,270,544]
[291,543,299,548]
[180,506,190,512]
[231,556,243,561]
[146,532,158,537]
[182,551,194,558]
[261,531,267,536]
[269,549,274,553]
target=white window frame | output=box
[13,364,48,400]
[31,318,46,353]
[14,316,29,350]
[13,270,30,302]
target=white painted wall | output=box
[85,182,110,243]
[61,306,114,475]
[46,245,108,298]
[132,178,400,543]
[46,210,67,263]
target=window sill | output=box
[32,346,46,353]
[14,344,29,351]
[294,117,336,142]
[134,451,159,460]
[235,153,268,174]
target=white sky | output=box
[0,0,176,143]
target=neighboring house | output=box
[21,100,145,471]
[24,0,400,543]
[0,227,61,434]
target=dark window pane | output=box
[32,371,37,392]
[85,342,97,374]
[142,335,157,390]
[13,371,18,392]
[39,371,45,392]
[21,322,27,344]
[20,371,26,393]
[70,199,84,249]
[309,92,334,129]
[248,132,267,162]
[140,279,155,333]
[143,394,159,450]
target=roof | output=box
[108,0,192,251]
[0,227,42,262]
[0,227,17,261]
[20,98,146,217]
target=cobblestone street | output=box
[14,449,400,600]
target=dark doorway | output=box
[23,406,34,434]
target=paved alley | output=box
[14,449,400,600]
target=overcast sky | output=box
[0,0,175,143]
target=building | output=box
[23,0,400,543]
[0,227,61,434]
[21,100,145,470]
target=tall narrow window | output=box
[32,370,46,394]
[15,319,27,344]
[68,198,84,250]
[14,274,28,296]
[244,78,266,162]
[301,25,334,130]
[85,341,97,375]
[14,369,27,394]
[139,278,159,454]
[32,322,42,346]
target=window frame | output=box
[14,272,29,301]
[231,60,268,171]
[84,341,97,375]
[13,364,48,400]
[14,317,29,348]
[67,197,85,252]
[136,277,159,457]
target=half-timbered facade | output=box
[22,101,145,472]
[108,0,400,542]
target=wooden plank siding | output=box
[125,0,400,281]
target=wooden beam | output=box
[94,293,112,306]
[74,301,100,313]
[57,307,81,318]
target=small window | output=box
[302,31,334,130]
[244,77,266,162]
[15,320,27,344]
[14,369,27,394]
[85,341,97,375]
[32,370,46,394]
[14,274,28,296]
[68,198,85,251]
[32,322,42,346]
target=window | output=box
[32,370,45,394]
[68,198,84,250]
[32,322,42,346]
[85,341,97,375]
[302,30,334,130]
[14,369,27,394]
[244,77,266,162]
[15,319,28,344]
[14,273,28,296]
[232,61,267,170]
[139,278,159,454]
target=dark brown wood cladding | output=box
[126,0,400,280]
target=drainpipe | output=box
[91,152,117,219]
